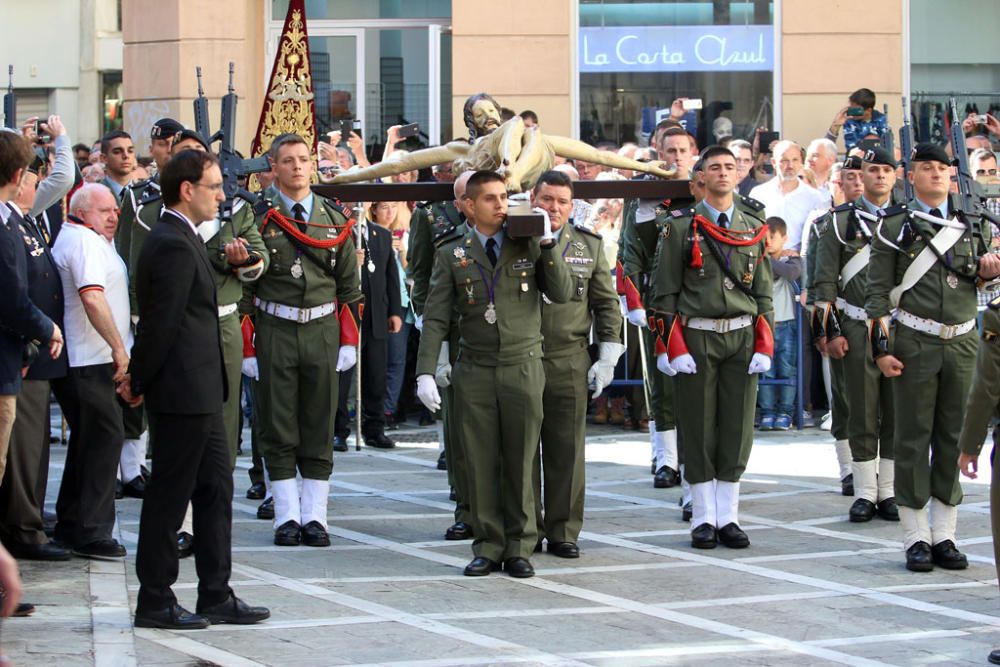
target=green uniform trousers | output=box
[991,441,1000,582]
[453,354,544,561]
[442,382,471,524]
[219,310,242,468]
[829,355,849,441]
[534,346,590,544]
[892,325,976,508]
[842,318,894,461]
[675,327,756,484]
[255,311,340,481]
[643,328,675,431]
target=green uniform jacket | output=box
[408,200,465,316]
[128,195,270,309]
[542,223,622,356]
[803,209,831,306]
[246,190,363,309]
[115,177,157,278]
[959,301,1000,456]
[649,200,773,320]
[865,197,987,323]
[813,199,876,308]
[417,227,574,375]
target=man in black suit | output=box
[120,150,268,630]
[334,208,404,449]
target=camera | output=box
[682,98,703,111]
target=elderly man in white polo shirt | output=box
[750,140,831,250]
[51,183,132,560]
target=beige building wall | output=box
[781,0,903,151]
[122,0,265,155]
[451,0,575,137]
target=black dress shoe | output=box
[365,432,396,449]
[332,436,349,452]
[691,523,717,549]
[177,532,194,559]
[245,481,266,500]
[9,540,71,561]
[257,497,275,520]
[876,497,899,521]
[444,522,472,540]
[931,540,968,570]
[905,541,934,572]
[121,476,146,499]
[650,457,657,475]
[135,603,209,630]
[681,501,692,522]
[274,520,301,546]
[197,595,270,625]
[13,602,35,617]
[988,648,1000,665]
[503,557,535,578]
[463,556,498,576]
[301,520,330,547]
[547,541,580,559]
[534,538,544,553]
[115,480,123,500]
[841,473,854,496]
[849,498,876,522]
[437,451,448,471]
[718,522,750,549]
[73,539,126,560]
[449,487,457,501]
[653,465,680,488]
[140,464,151,482]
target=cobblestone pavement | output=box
[5,421,1000,666]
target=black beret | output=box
[862,146,896,168]
[841,155,863,170]
[911,142,951,166]
[171,129,210,152]
[151,118,184,140]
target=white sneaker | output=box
[820,412,832,431]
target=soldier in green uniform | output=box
[244,133,363,548]
[813,147,898,523]
[532,170,623,558]
[866,142,1000,572]
[407,171,473,541]
[957,295,1000,667]
[648,145,773,550]
[415,170,572,578]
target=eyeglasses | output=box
[193,181,224,192]
[977,169,999,176]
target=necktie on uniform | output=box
[292,203,308,234]
[485,237,498,267]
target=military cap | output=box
[862,146,896,168]
[171,129,210,152]
[842,155,863,170]
[911,142,951,166]
[151,118,184,140]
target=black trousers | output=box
[55,364,122,546]
[335,334,388,439]
[136,409,233,612]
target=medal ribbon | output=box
[474,263,501,307]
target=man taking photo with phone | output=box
[826,88,890,151]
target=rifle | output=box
[949,97,1000,230]
[899,96,914,202]
[880,103,895,158]
[4,66,15,130]
[194,66,211,141]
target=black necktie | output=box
[292,203,307,234]
[485,238,498,267]
[717,212,729,228]
[930,208,943,219]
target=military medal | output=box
[474,263,500,325]
[465,284,475,305]
[947,273,959,289]
[723,276,735,290]
[367,259,375,273]
[454,246,466,260]
[484,302,498,324]
[290,257,304,279]
[743,271,753,284]
[542,293,552,305]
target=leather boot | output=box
[608,397,625,426]
[591,396,609,425]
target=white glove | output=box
[336,345,357,372]
[748,352,771,375]
[656,352,677,376]
[415,314,424,331]
[587,342,625,398]
[435,342,452,388]
[241,356,259,380]
[627,308,647,328]
[416,374,442,412]
[671,353,698,374]
[534,206,554,242]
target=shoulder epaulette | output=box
[832,201,855,213]
[321,198,349,219]
[670,207,694,218]
[415,200,432,210]
[737,195,766,212]
[571,223,602,240]
[881,203,908,217]
[252,196,274,217]
[432,224,461,246]
[137,188,161,206]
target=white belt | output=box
[896,309,975,340]
[685,314,752,333]
[835,298,867,322]
[217,303,238,319]
[254,297,336,324]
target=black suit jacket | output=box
[129,210,226,414]
[360,223,403,342]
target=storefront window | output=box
[273,0,450,21]
[101,71,123,134]
[579,0,774,149]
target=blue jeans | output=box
[758,320,797,418]
[384,322,411,414]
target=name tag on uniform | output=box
[565,256,594,265]
[513,258,533,271]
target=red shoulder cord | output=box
[689,214,768,269]
[259,208,356,249]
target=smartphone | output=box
[758,131,780,154]
[682,98,703,111]
[397,122,420,139]
[341,119,361,136]
[392,229,404,239]
[857,138,880,152]
[977,114,990,125]
[846,106,865,117]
